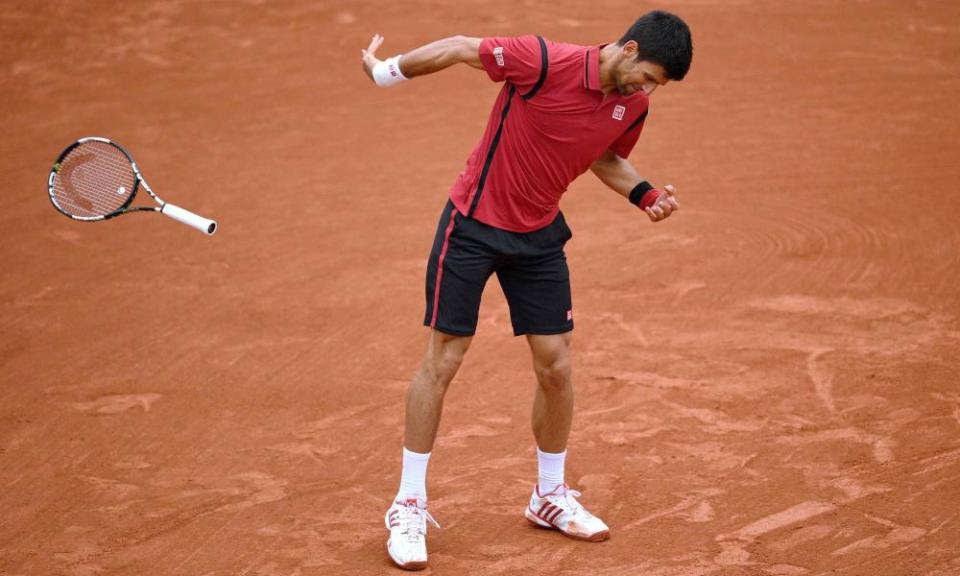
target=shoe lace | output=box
[397,502,440,542]
[554,485,593,519]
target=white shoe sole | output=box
[524,507,610,542]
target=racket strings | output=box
[52,141,137,218]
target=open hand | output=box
[361,34,385,82]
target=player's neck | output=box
[597,43,621,95]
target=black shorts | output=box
[424,200,574,337]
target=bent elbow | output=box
[448,35,482,66]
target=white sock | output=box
[537,448,566,495]
[396,447,431,504]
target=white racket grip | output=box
[161,203,218,235]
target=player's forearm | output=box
[399,36,483,77]
[590,152,644,198]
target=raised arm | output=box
[361,34,483,84]
[589,149,679,222]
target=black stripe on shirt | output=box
[522,36,549,100]
[623,110,649,134]
[584,48,590,88]
[468,85,517,218]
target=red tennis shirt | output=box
[448,35,650,232]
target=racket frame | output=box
[49,136,149,221]
[48,136,217,235]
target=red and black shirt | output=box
[449,35,650,232]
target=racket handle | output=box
[161,203,218,235]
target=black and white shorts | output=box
[423,200,574,337]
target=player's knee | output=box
[534,356,571,393]
[425,336,469,385]
[435,347,466,381]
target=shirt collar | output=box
[583,45,603,92]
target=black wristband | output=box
[629,181,655,206]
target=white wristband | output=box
[372,55,408,87]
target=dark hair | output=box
[618,10,693,80]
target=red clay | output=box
[2,1,959,575]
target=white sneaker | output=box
[385,498,440,571]
[524,484,610,541]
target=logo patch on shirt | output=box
[566,309,573,321]
[612,105,626,121]
[493,46,505,67]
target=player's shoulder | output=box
[542,38,586,55]
[484,35,584,58]
[482,34,541,52]
[539,38,589,72]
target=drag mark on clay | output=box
[805,349,836,414]
[913,446,960,476]
[768,524,834,552]
[72,393,162,414]
[713,501,837,567]
[662,279,707,304]
[661,399,766,434]
[776,427,897,465]
[831,526,926,556]
[75,474,140,500]
[723,501,837,541]
[624,494,702,529]
[847,513,950,559]
[764,565,811,575]
[831,477,892,503]
[217,472,289,512]
[624,489,723,529]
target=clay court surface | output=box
[2,1,960,574]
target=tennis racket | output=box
[48,136,218,235]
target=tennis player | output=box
[361,10,693,570]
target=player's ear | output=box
[620,40,639,59]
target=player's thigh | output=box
[497,250,573,336]
[424,202,496,336]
